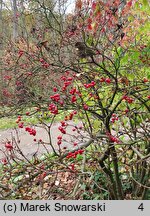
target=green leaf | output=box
[143,0,149,6]
[93,119,101,130]
[76,154,83,160]
[81,184,86,190]
[13,175,24,183]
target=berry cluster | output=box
[39,58,50,68]
[50,93,60,102]
[48,103,58,115]
[100,77,111,84]
[84,81,96,88]
[5,141,13,151]
[57,135,62,145]
[58,120,68,135]
[25,127,36,136]
[58,126,66,134]
[66,149,84,159]
[64,110,77,121]
[107,133,120,143]
[111,113,119,123]
[122,95,134,104]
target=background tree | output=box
[11,0,19,39]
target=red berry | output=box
[71,95,77,103]
[53,87,57,92]
[70,164,75,170]
[5,142,13,151]
[105,78,111,84]
[18,122,24,128]
[100,77,105,82]
[143,78,148,83]
[124,109,129,113]
[57,140,62,145]
[83,104,89,110]
[1,158,7,165]
[57,135,62,140]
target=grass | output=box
[0,117,17,130]
[0,116,39,130]
[0,109,77,130]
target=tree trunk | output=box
[0,0,3,48]
[11,0,18,40]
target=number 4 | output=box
[138,203,144,211]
